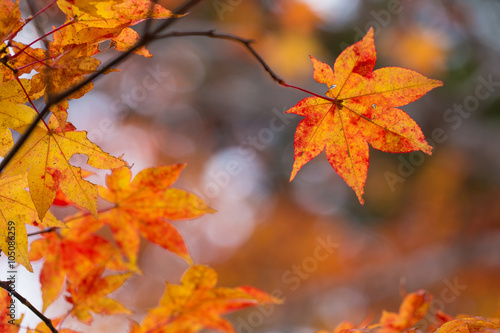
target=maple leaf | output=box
[52,169,95,206]
[0,173,64,272]
[29,230,133,311]
[1,42,49,83]
[3,115,125,220]
[33,42,101,127]
[436,316,500,333]
[65,165,215,266]
[0,99,37,156]
[130,265,282,333]
[0,0,23,43]
[58,0,180,26]
[52,18,125,48]
[0,288,23,333]
[113,27,152,57]
[379,290,432,332]
[429,310,456,333]
[0,74,40,104]
[65,266,132,324]
[59,0,126,18]
[287,27,442,203]
[56,0,181,57]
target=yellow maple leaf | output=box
[0,0,23,43]
[3,115,125,220]
[0,173,63,272]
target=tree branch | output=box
[154,30,336,102]
[0,281,58,333]
[156,30,285,84]
[0,0,206,174]
[27,227,58,237]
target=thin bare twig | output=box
[154,30,337,102]
[27,227,58,237]
[0,281,58,333]
[156,29,285,84]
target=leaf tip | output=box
[434,79,444,87]
[420,141,433,156]
[183,254,194,266]
[91,207,99,220]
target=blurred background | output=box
[16,0,500,332]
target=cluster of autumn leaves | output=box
[317,290,500,333]
[0,0,497,332]
[0,0,280,331]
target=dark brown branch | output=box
[142,0,159,37]
[0,0,205,174]
[0,281,58,333]
[152,30,335,102]
[27,227,58,237]
[155,30,286,85]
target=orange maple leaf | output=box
[287,27,442,203]
[3,115,125,220]
[316,290,500,333]
[29,230,133,311]
[65,266,132,324]
[33,41,102,127]
[1,42,48,83]
[65,165,215,266]
[0,288,23,332]
[129,265,282,333]
[436,316,500,333]
[379,290,432,332]
[0,0,23,43]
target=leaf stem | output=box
[13,76,37,110]
[281,82,336,103]
[10,20,75,61]
[13,56,54,71]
